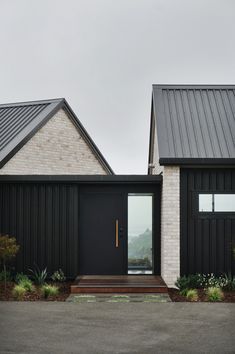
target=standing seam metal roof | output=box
[0,98,114,174]
[152,85,235,165]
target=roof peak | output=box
[0,98,114,174]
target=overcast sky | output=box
[0,0,234,174]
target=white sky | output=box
[0,0,234,173]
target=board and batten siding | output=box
[0,108,108,175]
[0,182,80,278]
[180,168,235,276]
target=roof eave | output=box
[159,158,235,166]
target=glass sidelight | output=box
[128,194,153,274]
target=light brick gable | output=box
[0,109,108,175]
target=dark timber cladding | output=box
[0,175,161,279]
[180,168,235,276]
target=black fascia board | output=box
[159,158,235,166]
[0,175,162,184]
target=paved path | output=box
[0,302,234,353]
[67,293,171,302]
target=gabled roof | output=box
[0,98,114,174]
[150,85,235,166]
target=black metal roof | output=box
[0,98,114,174]
[150,85,235,166]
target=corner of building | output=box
[160,165,180,287]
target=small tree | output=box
[0,234,20,291]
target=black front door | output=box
[79,189,125,274]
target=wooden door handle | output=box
[115,219,119,248]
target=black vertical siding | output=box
[0,178,161,279]
[180,168,235,276]
[0,183,79,279]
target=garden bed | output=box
[0,281,71,301]
[168,288,235,302]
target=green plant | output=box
[0,270,12,282]
[12,284,26,300]
[15,272,29,284]
[186,289,198,302]
[51,269,66,282]
[175,276,189,290]
[179,288,189,297]
[206,287,223,302]
[41,284,59,299]
[222,273,235,291]
[0,234,20,291]
[175,274,201,291]
[29,265,47,285]
[18,278,34,292]
[199,273,227,288]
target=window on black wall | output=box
[199,193,235,212]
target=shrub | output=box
[175,274,201,290]
[222,274,235,291]
[51,269,66,282]
[15,273,30,284]
[29,265,47,285]
[179,288,189,297]
[0,270,12,282]
[175,273,232,291]
[186,289,198,302]
[206,287,223,302]
[199,274,227,288]
[41,284,59,299]
[175,276,190,291]
[18,278,34,292]
[0,234,20,291]
[12,285,26,300]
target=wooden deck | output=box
[70,275,168,294]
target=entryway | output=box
[0,175,161,279]
[78,181,161,276]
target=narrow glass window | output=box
[199,194,213,212]
[128,194,153,274]
[214,194,235,212]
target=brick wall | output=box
[160,166,180,287]
[0,109,108,175]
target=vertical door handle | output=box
[115,219,119,248]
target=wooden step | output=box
[70,275,168,294]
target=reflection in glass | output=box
[214,194,235,212]
[128,194,153,274]
[199,194,212,212]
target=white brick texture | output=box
[0,109,108,175]
[160,166,180,287]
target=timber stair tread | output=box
[70,275,168,294]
